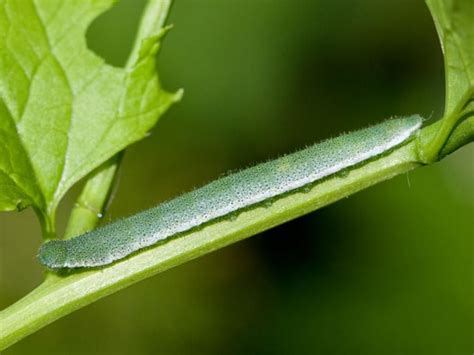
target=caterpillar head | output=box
[38,241,68,269]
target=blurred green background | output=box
[1,0,472,354]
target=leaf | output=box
[0,0,181,226]
[426,0,474,115]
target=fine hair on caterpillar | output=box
[39,115,423,270]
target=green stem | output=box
[421,88,473,163]
[439,116,474,155]
[34,208,56,241]
[63,153,123,239]
[126,0,173,68]
[62,0,174,239]
[1,119,472,351]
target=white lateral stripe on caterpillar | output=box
[38,115,423,269]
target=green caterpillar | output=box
[39,115,423,270]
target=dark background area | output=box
[1,0,472,354]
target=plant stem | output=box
[35,208,56,241]
[1,118,472,351]
[421,88,473,163]
[126,0,173,68]
[63,154,123,239]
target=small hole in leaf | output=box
[86,0,147,67]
